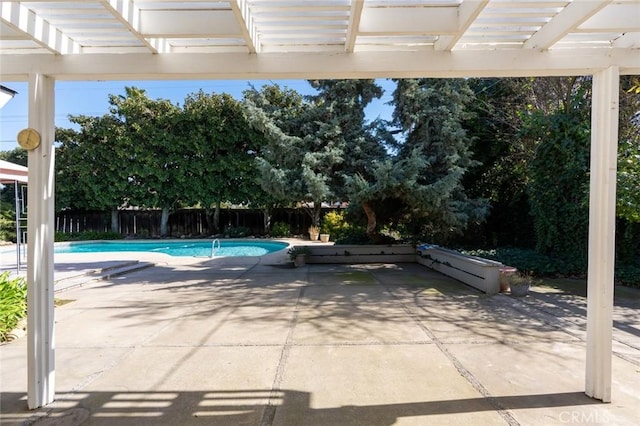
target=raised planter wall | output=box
[307,244,416,264]
[416,247,502,294]
[304,243,503,295]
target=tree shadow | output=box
[57,258,638,352]
[4,260,638,425]
[0,389,605,426]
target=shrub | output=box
[616,261,640,288]
[334,225,370,245]
[55,231,123,242]
[224,226,251,238]
[0,209,17,243]
[321,211,350,241]
[287,245,312,260]
[136,229,149,238]
[461,247,572,276]
[270,222,290,237]
[462,247,640,287]
[0,272,27,342]
[525,108,590,269]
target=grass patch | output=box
[400,275,469,295]
[401,275,435,287]
[337,272,376,285]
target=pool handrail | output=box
[211,238,221,257]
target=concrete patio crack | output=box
[371,272,520,426]
[260,280,307,426]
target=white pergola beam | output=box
[0,1,80,54]
[231,0,258,54]
[1,48,638,82]
[435,0,489,51]
[26,73,56,409]
[585,66,619,402]
[101,0,158,54]
[524,0,611,50]
[345,0,363,53]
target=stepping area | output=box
[1,254,639,425]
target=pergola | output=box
[1,0,638,410]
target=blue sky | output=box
[0,79,395,152]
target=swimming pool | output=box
[54,240,288,258]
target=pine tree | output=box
[388,78,488,241]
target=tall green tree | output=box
[617,76,640,261]
[308,79,387,201]
[521,77,592,270]
[243,84,310,229]
[303,80,392,239]
[387,78,488,242]
[109,87,185,236]
[247,80,388,232]
[56,114,131,231]
[181,90,263,233]
[463,78,536,246]
[0,148,27,166]
[465,75,639,264]
[618,76,640,223]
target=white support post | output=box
[585,66,619,402]
[26,74,56,409]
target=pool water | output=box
[54,240,288,258]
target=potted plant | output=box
[505,272,533,297]
[288,246,312,267]
[308,225,320,241]
[319,223,330,243]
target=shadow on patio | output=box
[2,258,639,425]
[2,389,605,426]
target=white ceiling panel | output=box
[359,6,458,34]
[139,10,240,36]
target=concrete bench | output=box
[416,246,502,294]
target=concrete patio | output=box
[1,252,639,425]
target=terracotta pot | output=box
[499,266,518,293]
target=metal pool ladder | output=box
[210,238,221,258]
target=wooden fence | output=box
[55,208,331,237]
